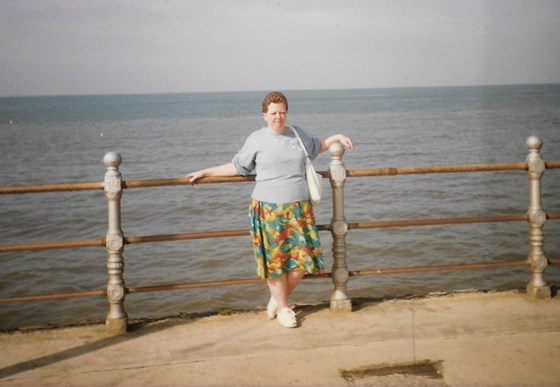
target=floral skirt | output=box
[249,199,325,279]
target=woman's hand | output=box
[337,134,355,151]
[321,134,355,153]
[185,171,204,183]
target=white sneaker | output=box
[277,307,297,328]
[266,297,278,319]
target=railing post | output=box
[328,142,352,312]
[103,152,128,334]
[525,136,551,299]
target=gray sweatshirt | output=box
[232,126,321,203]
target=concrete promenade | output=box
[1,290,559,386]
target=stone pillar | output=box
[525,136,551,299]
[328,142,352,312]
[103,152,128,334]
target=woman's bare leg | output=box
[286,269,305,296]
[267,270,305,309]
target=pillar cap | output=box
[526,136,542,151]
[104,152,122,168]
[328,142,345,157]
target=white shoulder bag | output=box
[291,126,323,206]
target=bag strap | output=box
[290,126,311,159]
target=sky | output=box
[1,0,559,97]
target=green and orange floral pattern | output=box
[249,199,325,279]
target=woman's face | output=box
[263,102,287,133]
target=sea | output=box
[1,84,559,330]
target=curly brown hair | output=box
[261,91,288,113]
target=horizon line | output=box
[1,82,559,99]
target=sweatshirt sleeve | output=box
[232,132,258,176]
[294,126,321,160]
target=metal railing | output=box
[0,136,559,335]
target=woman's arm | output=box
[186,162,238,183]
[320,134,355,153]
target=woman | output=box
[186,92,354,328]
